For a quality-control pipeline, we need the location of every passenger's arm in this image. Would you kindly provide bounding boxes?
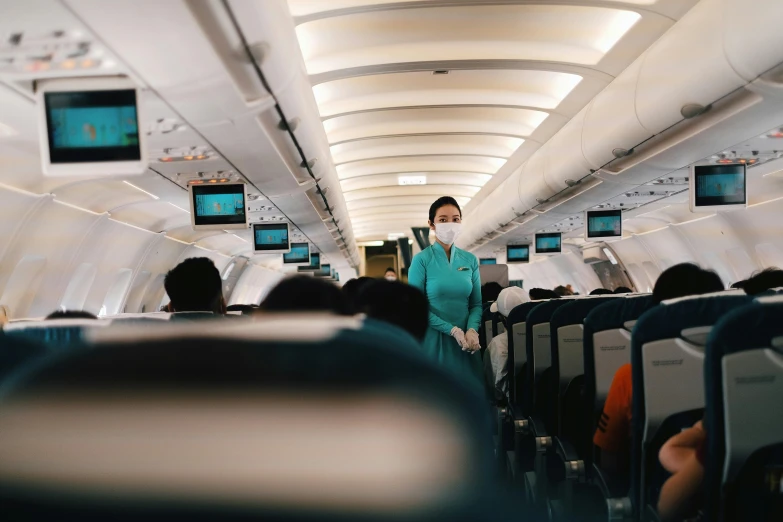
[657,453,704,522]
[466,256,483,332]
[659,421,705,474]
[408,253,455,335]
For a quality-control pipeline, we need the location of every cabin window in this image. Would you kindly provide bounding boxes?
[101,268,133,317]
[60,263,97,311]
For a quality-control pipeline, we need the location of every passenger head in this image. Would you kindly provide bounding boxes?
[590,288,614,296]
[481,282,504,303]
[614,286,633,294]
[652,263,724,304]
[742,267,783,295]
[384,267,397,281]
[490,287,529,319]
[355,281,429,341]
[554,285,574,297]
[45,310,98,320]
[341,276,376,313]
[529,288,559,300]
[164,257,225,314]
[0,305,8,326]
[260,276,350,315]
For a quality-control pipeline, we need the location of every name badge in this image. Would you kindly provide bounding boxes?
[458,267,470,271]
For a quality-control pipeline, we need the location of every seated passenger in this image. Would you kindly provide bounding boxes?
[614,286,633,294]
[484,287,529,402]
[341,276,375,313]
[260,276,350,315]
[658,419,706,521]
[481,282,503,304]
[383,267,398,282]
[554,285,574,296]
[529,288,560,300]
[590,288,614,295]
[354,280,428,341]
[741,267,783,295]
[46,310,98,320]
[594,263,723,473]
[164,257,226,315]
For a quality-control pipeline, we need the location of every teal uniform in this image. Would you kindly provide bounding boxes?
[408,242,483,384]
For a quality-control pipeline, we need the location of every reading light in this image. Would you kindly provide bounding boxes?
[184,155,194,160]
[208,179,217,183]
[398,175,427,186]
[160,157,172,162]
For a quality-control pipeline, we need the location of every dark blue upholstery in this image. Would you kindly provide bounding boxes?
[525,299,570,415]
[630,294,752,514]
[0,318,515,520]
[506,301,541,408]
[549,297,616,438]
[582,295,655,480]
[0,335,48,382]
[704,300,783,522]
[3,325,88,346]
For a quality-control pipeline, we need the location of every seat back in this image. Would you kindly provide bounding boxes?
[582,294,654,478]
[525,299,569,416]
[631,293,752,516]
[549,296,616,438]
[506,301,541,408]
[3,319,112,347]
[0,315,504,520]
[704,297,783,522]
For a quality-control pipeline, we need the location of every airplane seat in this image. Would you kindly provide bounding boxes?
[0,315,512,521]
[0,335,49,382]
[583,295,655,487]
[2,319,112,348]
[520,298,571,505]
[630,294,752,520]
[480,304,496,349]
[704,297,783,522]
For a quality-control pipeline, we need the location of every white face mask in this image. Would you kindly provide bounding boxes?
[434,222,462,245]
[385,275,396,281]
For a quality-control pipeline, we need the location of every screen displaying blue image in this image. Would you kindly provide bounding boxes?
[506,245,530,263]
[480,258,497,265]
[45,89,141,163]
[309,253,321,269]
[253,223,289,252]
[192,184,247,226]
[587,210,622,238]
[694,165,746,206]
[535,233,561,254]
[319,264,331,277]
[283,242,310,264]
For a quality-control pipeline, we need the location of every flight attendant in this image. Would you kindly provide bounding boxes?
[408,196,483,384]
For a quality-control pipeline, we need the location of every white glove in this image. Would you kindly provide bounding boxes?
[451,327,469,350]
[465,329,481,352]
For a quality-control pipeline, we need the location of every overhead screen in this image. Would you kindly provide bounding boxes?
[585,209,622,239]
[37,77,147,176]
[535,233,562,254]
[320,263,331,277]
[690,164,747,211]
[506,245,530,263]
[189,183,248,230]
[480,258,497,265]
[283,242,310,264]
[253,223,290,253]
[296,253,322,273]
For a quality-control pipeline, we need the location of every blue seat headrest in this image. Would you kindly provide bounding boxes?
[551,297,617,330]
[584,294,654,333]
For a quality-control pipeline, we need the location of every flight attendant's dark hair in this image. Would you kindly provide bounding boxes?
[428,196,462,223]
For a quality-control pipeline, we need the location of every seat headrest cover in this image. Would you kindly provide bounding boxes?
[526,299,570,325]
[551,296,616,329]
[3,319,112,332]
[506,301,540,325]
[634,295,751,348]
[584,294,655,333]
[661,289,744,306]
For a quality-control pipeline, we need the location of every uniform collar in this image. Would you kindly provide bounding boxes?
[433,241,459,264]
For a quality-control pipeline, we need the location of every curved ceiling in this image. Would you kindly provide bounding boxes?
[287,0,681,240]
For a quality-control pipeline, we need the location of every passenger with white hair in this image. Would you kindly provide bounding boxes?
[484,287,529,401]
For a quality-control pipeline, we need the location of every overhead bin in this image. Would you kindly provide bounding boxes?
[464,0,783,251]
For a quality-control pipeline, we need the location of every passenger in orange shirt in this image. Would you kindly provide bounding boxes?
[593,263,723,472]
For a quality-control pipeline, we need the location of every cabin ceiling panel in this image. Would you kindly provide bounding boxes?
[331,135,523,165]
[337,156,506,179]
[313,69,583,117]
[295,5,641,75]
[346,195,471,212]
[324,107,547,144]
[342,184,479,203]
[109,201,190,233]
[340,172,492,193]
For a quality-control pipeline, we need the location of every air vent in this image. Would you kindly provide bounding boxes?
[432,70,449,75]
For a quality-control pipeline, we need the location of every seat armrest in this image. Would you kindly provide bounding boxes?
[592,463,630,499]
